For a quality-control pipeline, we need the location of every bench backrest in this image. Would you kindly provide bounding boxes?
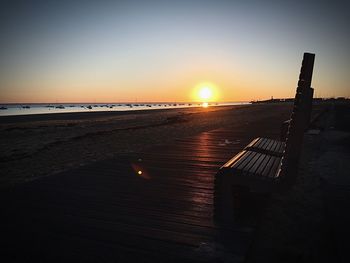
[279,53,315,180]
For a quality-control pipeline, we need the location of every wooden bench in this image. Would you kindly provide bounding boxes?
[245,54,315,156]
[214,53,315,220]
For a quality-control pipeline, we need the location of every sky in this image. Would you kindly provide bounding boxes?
[0,0,349,103]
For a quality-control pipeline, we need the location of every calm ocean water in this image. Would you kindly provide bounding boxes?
[0,102,249,116]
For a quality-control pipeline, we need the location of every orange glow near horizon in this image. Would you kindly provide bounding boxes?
[192,82,219,102]
[0,2,349,104]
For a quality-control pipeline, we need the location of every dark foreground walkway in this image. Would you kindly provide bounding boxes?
[1,118,284,262]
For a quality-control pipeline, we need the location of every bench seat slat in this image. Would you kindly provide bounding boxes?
[253,137,264,148]
[245,137,260,149]
[248,153,268,175]
[268,157,282,179]
[264,139,274,151]
[244,137,285,156]
[235,151,258,170]
[242,152,263,173]
[270,140,278,152]
[260,138,270,150]
[221,150,246,168]
[255,154,271,175]
[262,155,278,178]
[219,150,281,181]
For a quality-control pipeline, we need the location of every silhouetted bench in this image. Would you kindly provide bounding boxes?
[214,53,315,220]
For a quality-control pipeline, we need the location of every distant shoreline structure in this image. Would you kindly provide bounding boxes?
[250,97,350,104]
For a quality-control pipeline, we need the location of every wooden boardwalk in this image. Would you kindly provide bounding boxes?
[2,118,284,262]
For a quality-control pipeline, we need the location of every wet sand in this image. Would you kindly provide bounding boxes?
[0,104,294,187]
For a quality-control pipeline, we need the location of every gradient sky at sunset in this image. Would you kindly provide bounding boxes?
[0,0,349,103]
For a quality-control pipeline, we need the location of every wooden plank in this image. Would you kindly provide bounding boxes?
[235,151,258,170]
[245,137,260,148]
[253,137,265,148]
[248,153,268,175]
[263,139,274,151]
[223,150,247,168]
[267,157,282,178]
[242,152,263,174]
[261,156,277,177]
[254,154,271,176]
[256,138,268,150]
[269,140,278,152]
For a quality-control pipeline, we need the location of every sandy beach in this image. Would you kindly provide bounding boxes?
[0,104,296,187]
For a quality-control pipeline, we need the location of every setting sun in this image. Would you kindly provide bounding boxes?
[193,82,218,102]
[199,87,212,100]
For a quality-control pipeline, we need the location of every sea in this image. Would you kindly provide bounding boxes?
[0,102,249,116]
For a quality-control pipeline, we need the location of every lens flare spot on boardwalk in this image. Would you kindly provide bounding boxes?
[131,163,151,180]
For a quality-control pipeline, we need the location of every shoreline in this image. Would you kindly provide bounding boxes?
[0,102,250,119]
[0,104,250,124]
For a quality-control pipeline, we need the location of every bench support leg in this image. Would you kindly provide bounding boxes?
[214,172,234,222]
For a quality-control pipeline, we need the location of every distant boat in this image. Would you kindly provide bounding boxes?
[0,106,7,110]
[22,105,30,109]
[55,105,65,109]
[87,105,92,109]
[45,105,55,108]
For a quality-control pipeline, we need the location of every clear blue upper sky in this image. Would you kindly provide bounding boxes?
[0,0,349,103]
